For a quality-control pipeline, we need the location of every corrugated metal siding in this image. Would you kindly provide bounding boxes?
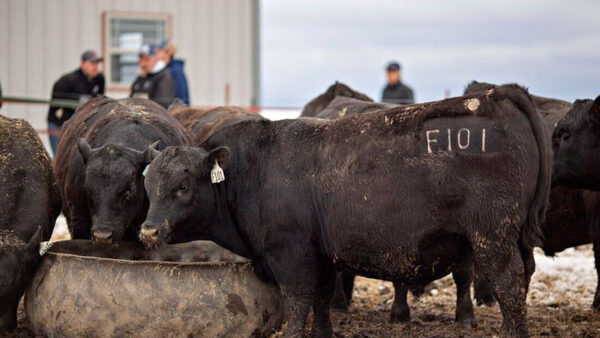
[0,0,259,150]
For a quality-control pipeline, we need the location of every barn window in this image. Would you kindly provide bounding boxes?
[102,12,172,90]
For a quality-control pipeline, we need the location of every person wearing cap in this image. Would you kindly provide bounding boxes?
[47,50,105,156]
[156,39,190,105]
[130,44,175,109]
[381,61,414,105]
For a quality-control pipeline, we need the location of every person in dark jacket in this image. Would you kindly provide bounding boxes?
[157,39,190,105]
[47,50,105,155]
[130,44,175,109]
[381,61,414,105]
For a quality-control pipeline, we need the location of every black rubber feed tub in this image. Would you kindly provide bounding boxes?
[24,241,283,337]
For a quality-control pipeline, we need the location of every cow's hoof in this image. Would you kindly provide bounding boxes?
[457,317,477,329]
[389,310,410,323]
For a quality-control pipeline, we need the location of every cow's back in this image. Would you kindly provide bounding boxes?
[168,106,208,131]
[316,96,393,119]
[300,82,373,117]
[188,106,264,145]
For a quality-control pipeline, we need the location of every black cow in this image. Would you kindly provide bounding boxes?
[0,115,60,332]
[465,82,600,309]
[552,95,600,309]
[300,82,373,118]
[55,97,190,243]
[314,94,476,325]
[140,85,551,337]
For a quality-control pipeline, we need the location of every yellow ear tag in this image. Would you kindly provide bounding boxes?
[211,160,225,184]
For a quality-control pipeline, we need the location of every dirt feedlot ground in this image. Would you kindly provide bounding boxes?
[8,244,600,337]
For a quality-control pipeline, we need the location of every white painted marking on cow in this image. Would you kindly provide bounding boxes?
[447,128,451,151]
[426,129,440,153]
[482,128,486,152]
[466,98,480,111]
[458,128,470,149]
[211,161,225,184]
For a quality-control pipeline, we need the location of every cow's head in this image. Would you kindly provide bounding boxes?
[139,146,230,249]
[0,228,42,332]
[553,95,600,189]
[77,139,160,243]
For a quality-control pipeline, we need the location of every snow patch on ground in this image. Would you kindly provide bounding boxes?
[49,215,70,242]
[529,246,596,307]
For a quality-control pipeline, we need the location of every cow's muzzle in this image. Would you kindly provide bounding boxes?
[93,230,113,244]
[139,223,162,249]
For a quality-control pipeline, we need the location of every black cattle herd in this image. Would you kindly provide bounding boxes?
[0,81,599,337]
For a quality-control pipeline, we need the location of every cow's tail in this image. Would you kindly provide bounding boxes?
[499,85,551,251]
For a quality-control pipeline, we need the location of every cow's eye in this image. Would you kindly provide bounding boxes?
[122,186,135,201]
[179,184,189,192]
[561,131,571,141]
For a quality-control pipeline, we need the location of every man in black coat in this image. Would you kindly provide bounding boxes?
[130,44,175,109]
[381,61,415,105]
[47,50,105,156]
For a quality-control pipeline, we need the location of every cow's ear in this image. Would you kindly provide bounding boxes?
[205,147,230,184]
[77,138,93,164]
[143,141,161,164]
[205,147,231,170]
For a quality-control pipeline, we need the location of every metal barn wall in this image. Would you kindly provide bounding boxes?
[0,0,259,150]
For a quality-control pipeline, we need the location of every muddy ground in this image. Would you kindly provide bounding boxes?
[327,246,600,337]
[8,237,600,337]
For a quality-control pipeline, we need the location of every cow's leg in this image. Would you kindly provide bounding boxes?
[473,269,496,306]
[389,283,410,323]
[283,293,312,338]
[311,264,336,338]
[592,235,600,311]
[267,248,326,338]
[472,240,529,338]
[330,272,349,311]
[341,272,355,304]
[453,256,476,328]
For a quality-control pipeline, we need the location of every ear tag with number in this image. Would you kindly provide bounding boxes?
[39,241,53,256]
[142,164,150,177]
[211,160,225,184]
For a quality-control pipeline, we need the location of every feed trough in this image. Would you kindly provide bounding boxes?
[24,240,283,337]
